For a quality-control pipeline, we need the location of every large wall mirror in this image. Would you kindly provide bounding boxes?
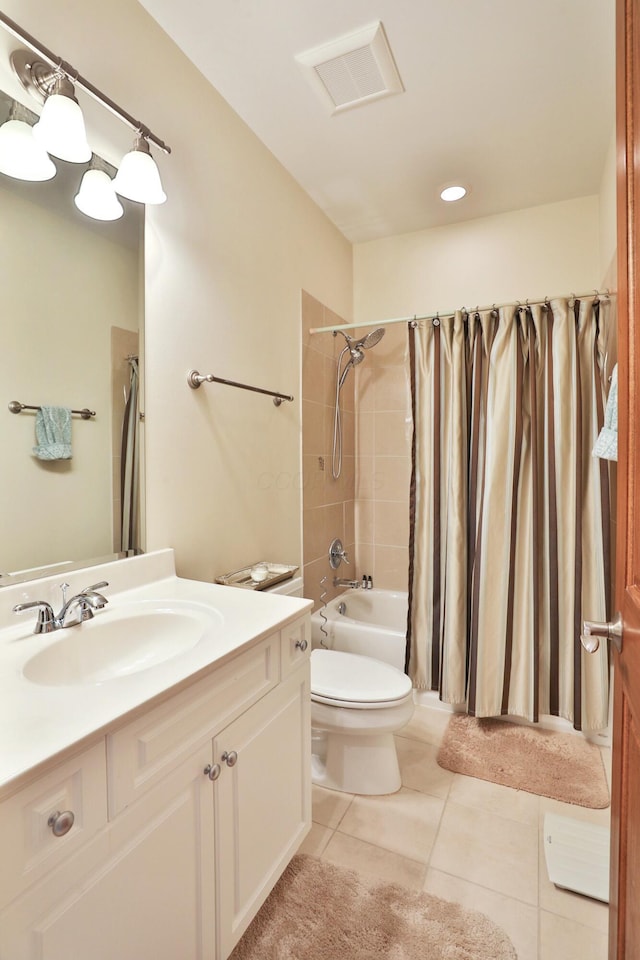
[0,89,144,585]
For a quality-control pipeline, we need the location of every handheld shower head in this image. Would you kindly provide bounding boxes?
[356,327,386,350]
[336,327,385,352]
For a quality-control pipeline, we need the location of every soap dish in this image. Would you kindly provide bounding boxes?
[215,562,298,591]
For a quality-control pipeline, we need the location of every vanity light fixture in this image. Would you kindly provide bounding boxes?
[0,12,170,203]
[113,135,166,205]
[75,159,124,221]
[440,184,467,202]
[31,72,91,163]
[0,100,56,181]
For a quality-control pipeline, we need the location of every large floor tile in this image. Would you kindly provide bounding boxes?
[321,831,427,889]
[398,703,453,746]
[448,772,540,825]
[430,801,538,905]
[311,783,353,828]
[423,868,538,960]
[297,823,333,857]
[395,735,455,798]
[539,910,608,960]
[338,786,445,863]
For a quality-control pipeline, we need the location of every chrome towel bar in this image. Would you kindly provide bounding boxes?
[8,401,96,419]
[187,369,294,406]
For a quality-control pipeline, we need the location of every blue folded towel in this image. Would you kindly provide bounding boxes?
[593,365,618,462]
[33,406,73,460]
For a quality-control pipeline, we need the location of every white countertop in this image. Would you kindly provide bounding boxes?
[0,550,311,797]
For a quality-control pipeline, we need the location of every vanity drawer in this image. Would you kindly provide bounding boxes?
[280,615,311,677]
[107,634,279,816]
[0,742,107,911]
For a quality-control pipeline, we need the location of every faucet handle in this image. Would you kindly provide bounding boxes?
[13,601,56,634]
[82,582,109,609]
[329,538,349,568]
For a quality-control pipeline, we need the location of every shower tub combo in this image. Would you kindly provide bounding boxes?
[310,588,408,670]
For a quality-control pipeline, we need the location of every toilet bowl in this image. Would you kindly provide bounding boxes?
[265,577,414,796]
[310,648,414,795]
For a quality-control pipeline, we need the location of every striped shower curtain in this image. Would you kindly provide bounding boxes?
[406,297,611,731]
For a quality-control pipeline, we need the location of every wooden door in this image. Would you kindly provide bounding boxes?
[611,1,640,956]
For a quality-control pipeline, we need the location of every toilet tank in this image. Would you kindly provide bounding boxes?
[264,576,304,598]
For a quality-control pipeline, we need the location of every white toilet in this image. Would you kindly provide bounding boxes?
[268,577,414,795]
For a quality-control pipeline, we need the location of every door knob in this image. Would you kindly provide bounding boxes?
[204,763,221,781]
[581,613,623,654]
[221,750,238,767]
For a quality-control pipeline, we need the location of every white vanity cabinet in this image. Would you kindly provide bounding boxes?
[0,615,311,960]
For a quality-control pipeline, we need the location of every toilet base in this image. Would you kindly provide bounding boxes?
[312,730,402,795]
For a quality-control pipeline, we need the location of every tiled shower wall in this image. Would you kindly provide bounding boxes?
[301,292,412,606]
[354,322,412,591]
[301,292,356,610]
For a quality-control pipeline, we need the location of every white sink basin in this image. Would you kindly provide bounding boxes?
[22,600,223,686]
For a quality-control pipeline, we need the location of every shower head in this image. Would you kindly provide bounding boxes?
[334,327,386,389]
[355,327,385,350]
[336,327,386,354]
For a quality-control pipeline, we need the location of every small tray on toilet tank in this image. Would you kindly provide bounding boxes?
[215,562,298,591]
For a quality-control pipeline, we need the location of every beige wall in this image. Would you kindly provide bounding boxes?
[0,185,138,574]
[352,195,603,593]
[599,126,618,283]
[1,0,352,584]
[354,195,600,324]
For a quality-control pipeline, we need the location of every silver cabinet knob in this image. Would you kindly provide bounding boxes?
[295,638,308,652]
[48,810,75,837]
[221,750,238,767]
[204,763,221,781]
[581,613,623,654]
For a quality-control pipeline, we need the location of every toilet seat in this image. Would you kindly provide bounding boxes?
[311,649,412,709]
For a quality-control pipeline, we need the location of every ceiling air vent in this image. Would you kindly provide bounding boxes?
[295,22,404,115]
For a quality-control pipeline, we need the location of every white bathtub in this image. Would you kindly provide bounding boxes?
[310,589,408,672]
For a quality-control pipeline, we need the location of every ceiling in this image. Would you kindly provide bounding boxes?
[139,0,615,244]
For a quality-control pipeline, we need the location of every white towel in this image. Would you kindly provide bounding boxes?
[593,365,618,462]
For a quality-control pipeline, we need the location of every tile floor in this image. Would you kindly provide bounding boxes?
[298,704,611,960]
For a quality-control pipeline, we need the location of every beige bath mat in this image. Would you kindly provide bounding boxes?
[437,714,610,808]
[231,854,516,960]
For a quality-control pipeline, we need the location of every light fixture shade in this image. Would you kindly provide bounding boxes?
[113,137,166,204]
[0,117,56,180]
[32,84,91,163]
[74,168,124,221]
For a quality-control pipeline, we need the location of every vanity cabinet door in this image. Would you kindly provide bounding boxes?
[0,743,216,960]
[214,665,311,959]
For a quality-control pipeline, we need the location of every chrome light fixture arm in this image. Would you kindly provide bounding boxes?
[0,13,171,155]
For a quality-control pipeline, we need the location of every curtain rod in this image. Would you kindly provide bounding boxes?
[0,11,171,154]
[308,289,612,336]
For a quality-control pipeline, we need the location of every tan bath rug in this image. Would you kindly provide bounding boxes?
[231,853,516,960]
[437,714,610,808]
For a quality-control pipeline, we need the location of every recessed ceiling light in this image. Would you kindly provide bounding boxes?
[440,185,467,202]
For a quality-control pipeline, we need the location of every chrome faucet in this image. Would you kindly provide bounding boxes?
[13,581,109,634]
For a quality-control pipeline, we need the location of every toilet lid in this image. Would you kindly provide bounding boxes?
[311,649,412,705]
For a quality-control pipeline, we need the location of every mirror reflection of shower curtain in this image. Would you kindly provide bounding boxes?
[406,298,611,731]
[120,356,139,552]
